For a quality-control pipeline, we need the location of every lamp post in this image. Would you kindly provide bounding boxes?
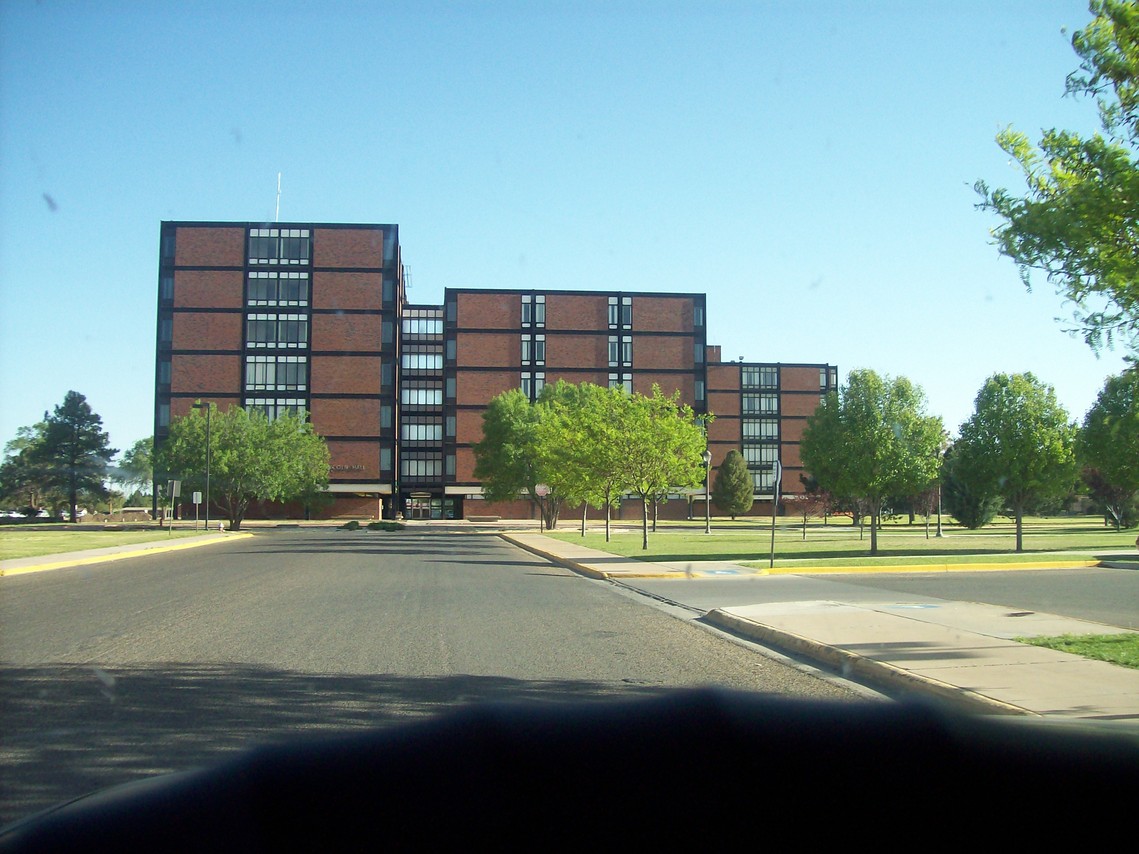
[703,449,712,534]
[192,402,212,532]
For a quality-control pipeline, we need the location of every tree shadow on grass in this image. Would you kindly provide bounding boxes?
[0,663,669,825]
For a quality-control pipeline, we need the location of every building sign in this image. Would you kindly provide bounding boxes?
[331,464,365,472]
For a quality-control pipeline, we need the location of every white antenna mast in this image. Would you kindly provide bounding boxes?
[275,173,281,222]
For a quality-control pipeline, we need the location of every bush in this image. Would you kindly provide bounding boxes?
[340,520,361,530]
[367,521,405,532]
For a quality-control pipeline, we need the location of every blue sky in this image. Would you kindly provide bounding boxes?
[0,0,1128,456]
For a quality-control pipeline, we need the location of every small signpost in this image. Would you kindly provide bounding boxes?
[769,460,782,569]
[166,480,181,535]
[534,484,550,532]
[192,491,202,530]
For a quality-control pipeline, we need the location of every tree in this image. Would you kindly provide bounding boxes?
[711,449,753,520]
[28,391,117,523]
[940,444,1002,529]
[618,385,708,550]
[975,0,1139,355]
[1079,369,1139,527]
[116,437,155,496]
[157,405,329,531]
[534,382,632,540]
[800,370,944,556]
[795,474,831,539]
[473,388,563,530]
[954,373,1078,551]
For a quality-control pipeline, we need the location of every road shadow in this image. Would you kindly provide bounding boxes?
[0,662,675,825]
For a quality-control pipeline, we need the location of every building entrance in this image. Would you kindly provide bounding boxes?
[404,495,459,520]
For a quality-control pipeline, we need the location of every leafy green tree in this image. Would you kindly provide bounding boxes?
[941,444,1002,529]
[473,388,563,530]
[157,404,329,530]
[619,385,707,550]
[535,382,632,539]
[711,449,753,520]
[976,0,1139,355]
[954,373,1078,551]
[29,391,117,523]
[1079,369,1139,527]
[116,437,154,496]
[800,370,944,556]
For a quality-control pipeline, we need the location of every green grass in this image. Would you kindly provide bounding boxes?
[0,527,207,561]
[1017,634,1139,670]
[544,517,1137,567]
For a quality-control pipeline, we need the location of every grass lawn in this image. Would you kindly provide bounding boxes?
[0,527,208,561]
[544,516,1138,567]
[1017,634,1139,670]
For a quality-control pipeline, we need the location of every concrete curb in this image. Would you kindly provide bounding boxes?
[702,609,1035,717]
[500,533,611,579]
[0,532,255,577]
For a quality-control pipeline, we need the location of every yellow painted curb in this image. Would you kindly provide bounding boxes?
[761,560,1101,575]
[0,532,255,577]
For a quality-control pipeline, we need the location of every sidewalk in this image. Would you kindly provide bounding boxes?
[503,532,1139,720]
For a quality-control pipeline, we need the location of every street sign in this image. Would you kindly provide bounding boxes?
[192,491,202,505]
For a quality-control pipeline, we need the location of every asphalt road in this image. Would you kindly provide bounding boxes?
[630,566,1139,630]
[0,528,863,824]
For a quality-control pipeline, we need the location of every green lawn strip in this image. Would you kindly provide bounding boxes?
[0,528,206,561]
[546,523,1134,564]
[1016,634,1139,670]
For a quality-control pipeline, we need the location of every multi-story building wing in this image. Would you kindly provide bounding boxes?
[155,221,405,519]
[156,220,836,521]
[443,289,708,519]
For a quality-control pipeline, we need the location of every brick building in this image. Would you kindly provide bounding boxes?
[155,221,836,520]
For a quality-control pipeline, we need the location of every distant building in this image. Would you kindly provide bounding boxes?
[155,221,837,520]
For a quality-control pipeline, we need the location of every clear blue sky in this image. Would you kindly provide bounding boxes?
[0,0,1127,457]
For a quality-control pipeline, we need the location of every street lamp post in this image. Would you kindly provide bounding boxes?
[703,449,712,534]
[192,402,212,532]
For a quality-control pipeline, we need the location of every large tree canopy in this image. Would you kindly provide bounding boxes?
[29,391,117,522]
[976,0,1139,355]
[800,370,944,556]
[953,373,1078,551]
[157,405,329,530]
[473,381,708,545]
[1079,368,1139,527]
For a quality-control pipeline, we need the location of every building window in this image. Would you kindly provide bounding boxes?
[828,367,838,388]
[534,372,545,396]
[382,278,394,304]
[161,229,176,261]
[244,397,306,421]
[382,320,394,346]
[521,294,545,327]
[247,272,309,306]
[521,372,533,399]
[157,359,171,387]
[522,334,546,365]
[246,314,308,348]
[247,228,310,265]
[694,305,704,327]
[743,418,779,440]
[158,316,172,345]
[445,416,456,438]
[608,336,631,367]
[402,420,443,442]
[159,275,174,303]
[695,379,705,401]
[380,447,392,471]
[608,296,632,328]
[445,300,457,323]
[743,445,779,467]
[381,362,394,388]
[245,355,307,391]
[401,386,443,406]
[446,377,456,399]
[695,341,705,365]
[157,403,170,428]
[445,454,456,476]
[742,393,778,414]
[609,373,632,393]
[381,404,393,429]
[743,366,779,389]
[401,452,442,479]
[402,316,443,335]
[401,352,443,371]
[445,339,456,360]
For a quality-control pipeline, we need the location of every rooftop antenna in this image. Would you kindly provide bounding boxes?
[275,173,281,222]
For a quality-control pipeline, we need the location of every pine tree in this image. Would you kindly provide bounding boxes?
[32,391,117,522]
[711,449,753,520]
